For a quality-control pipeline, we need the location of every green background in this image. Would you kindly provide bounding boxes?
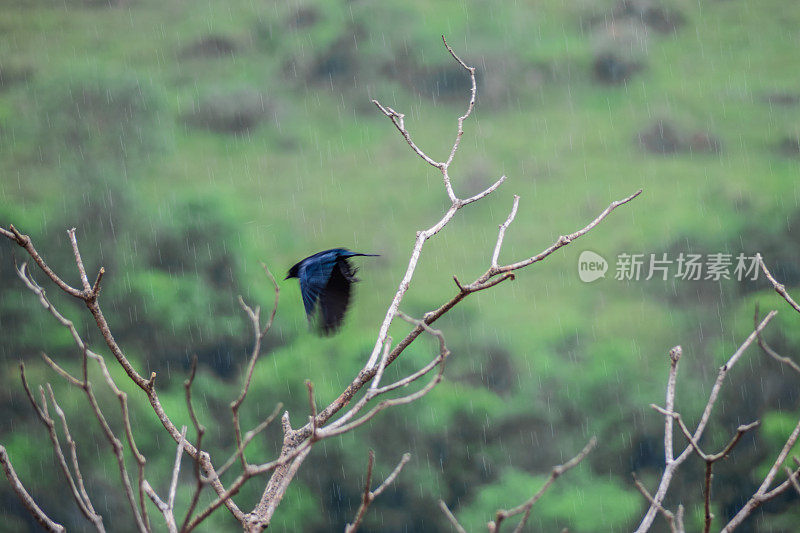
[1,0,799,531]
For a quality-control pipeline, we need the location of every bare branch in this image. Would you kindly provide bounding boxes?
[635,311,778,533]
[632,474,684,533]
[319,315,449,439]
[723,415,800,531]
[67,228,92,293]
[784,465,800,496]
[169,427,188,512]
[755,303,800,374]
[371,100,443,170]
[491,195,520,269]
[19,258,148,529]
[461,175,507,206]
[259,264,280,336]
[15,247,241,527]
[307,380,318,441]
[489,189,643,278]
[216,403,283,478]
[487,437,596,533]
[232,268,279,467]
[0,445,66,533]
[345,451,411,533]
[441,35,477,171]
[2,224,83,298]
[20,365,104,529]
[45,384,105,532]
[181,356,206,532]
[439,500,468,533]
[757,254,800,314]
[654,406,759,533]
[143,480,177,533]
[365,37,510,369]
[91,266,105,297]
[664,346,682,464]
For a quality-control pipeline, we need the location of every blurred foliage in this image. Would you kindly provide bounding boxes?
[456,466,641,532]
[1,0,799,531]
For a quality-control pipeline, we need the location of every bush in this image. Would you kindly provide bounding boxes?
[183,87,270,134]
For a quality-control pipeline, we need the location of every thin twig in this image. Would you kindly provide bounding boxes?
[232,267,279,468]
[45,384,105,532]
[307,380,318,441]
[723,415,800,531]
[631,474,683,533]
[181,356,206,532]
[345,451,411,533]
[216,403,283,478]
[3,224,83,298]
[143,480,177,533]
[17,261,146,531]
[0,445,66,533]
[169,427,188,511]
[485,437,597,533]
[784,466,800,496]
[365,36,504,369]
[635,311,777,533]
[757,254,800,314]
[653,407,759,533]
[20,365,104,529]
[755,303,800,374]
[491,195,520,269]
[482,189,643,281]
[439,500,469,533]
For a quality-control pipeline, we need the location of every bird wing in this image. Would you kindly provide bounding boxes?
[298,257,338,317]
[317,259,357,335]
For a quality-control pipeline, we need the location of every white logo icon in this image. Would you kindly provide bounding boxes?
[578,251,608,283]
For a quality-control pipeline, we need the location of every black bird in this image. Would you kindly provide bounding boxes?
[285,248,379,335]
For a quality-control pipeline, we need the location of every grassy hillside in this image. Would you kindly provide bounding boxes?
[1,0,799,531]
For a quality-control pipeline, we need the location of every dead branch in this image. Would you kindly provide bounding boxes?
[490,437,597,533]
[19,364,106,531]
[143,481,176,533]
[757,254,800,314]
[144,426,187,533]
[654,406,759,533]
[181,355,206,532]
[4,229,245,523]
[17,260,148,531]
[722,416,800,531]
[1,36,642,533]
[785,464,800,496]
[439,500,469,533]
[231,266,279,470]
[631,474,685,533]
[754,294,800,375]
[634,311,777,532]
[0,445,66,533]
[345,450,411,533]
[438,438,596,533]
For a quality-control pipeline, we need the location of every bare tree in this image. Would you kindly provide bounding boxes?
[1,37,642,531]
[3,34,799,533]
[630,255,800,533]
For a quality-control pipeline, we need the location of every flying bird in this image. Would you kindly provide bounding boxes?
[285,248,379,335]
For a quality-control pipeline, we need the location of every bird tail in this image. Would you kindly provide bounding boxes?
[348,253,379,257]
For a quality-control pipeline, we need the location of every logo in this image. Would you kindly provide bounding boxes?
[578,250,608,283]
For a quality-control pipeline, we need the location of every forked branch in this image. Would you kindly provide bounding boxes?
[345,451,411,533]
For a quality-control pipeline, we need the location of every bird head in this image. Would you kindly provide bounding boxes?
[285,263,300,280]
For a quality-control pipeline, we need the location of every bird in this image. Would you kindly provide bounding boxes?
[285,248,379,335]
